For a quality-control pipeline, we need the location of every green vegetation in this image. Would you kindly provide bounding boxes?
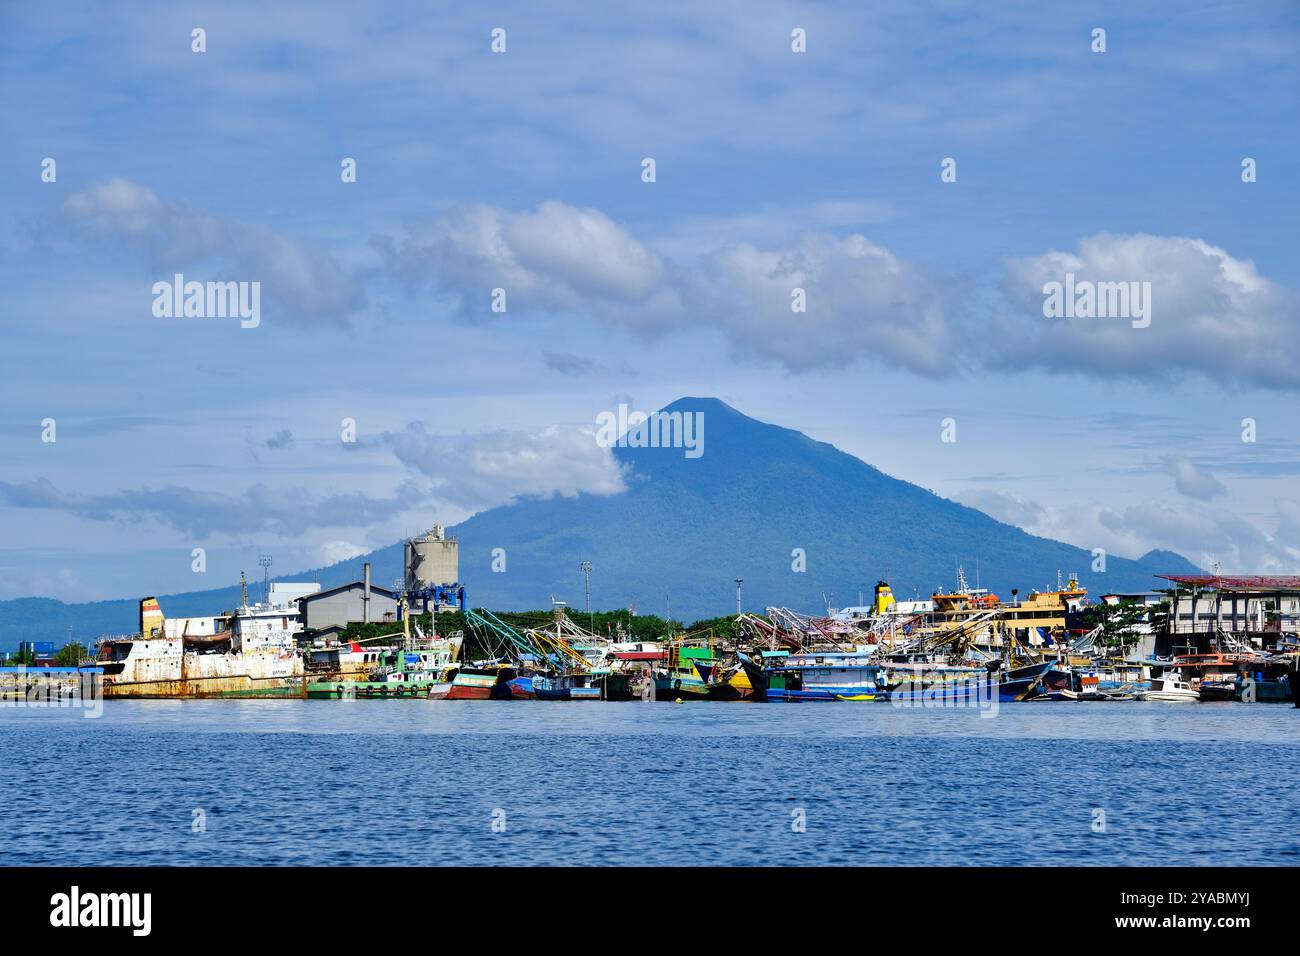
[1076,599,1167,650]
[54,642,89,666]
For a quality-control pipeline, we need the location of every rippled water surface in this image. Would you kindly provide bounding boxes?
[2,700,1297,865]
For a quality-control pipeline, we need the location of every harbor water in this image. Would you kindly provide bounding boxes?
[2,701,1297,866]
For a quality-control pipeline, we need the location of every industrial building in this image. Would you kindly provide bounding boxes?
[403,525,465,613]
[297,565,399,633]
[405,525,458,589]
[294,527,465,634]
[268,582,321,604]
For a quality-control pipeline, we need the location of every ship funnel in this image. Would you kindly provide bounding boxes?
[140,597,165,639]
[873,580,896,615]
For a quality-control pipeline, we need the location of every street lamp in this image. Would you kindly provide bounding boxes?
[580,561,593,633]
[735,578,743,615]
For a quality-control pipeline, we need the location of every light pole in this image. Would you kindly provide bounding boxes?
[258,554,273,604]
[735,578,743,615]
[580,561,593,633]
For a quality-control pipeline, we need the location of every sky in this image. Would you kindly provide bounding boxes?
[1,1,1298,603]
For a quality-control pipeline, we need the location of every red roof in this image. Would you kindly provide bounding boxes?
[1157,574,1300,592]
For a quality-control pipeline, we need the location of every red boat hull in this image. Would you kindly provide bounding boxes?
[445,684,493,700]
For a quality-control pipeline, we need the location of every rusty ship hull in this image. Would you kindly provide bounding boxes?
[98,644,303,698]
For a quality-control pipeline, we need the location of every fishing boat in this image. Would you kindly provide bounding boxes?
[304,640,379,683]
[1137,674,1199,702]
[307,607,463,699]
[308,640,462,699]
[883,663,997,705]
[442,664,517,700]
[654,643,717,700]
[533,671,603,701]
[1172,652,1263,702]
[1077,659,1156,696]
[505,666,539,699]
[996,659,1072,701]
[605,649,658,701]
[704,653,762,701]
[1238,666,1294,702]
[761,650,883,702]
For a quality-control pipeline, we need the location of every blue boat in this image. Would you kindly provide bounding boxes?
[884,667,998,705]
[533,672,603,701]
[884,660,1066,704]
[761,651,882,701]
[998,660,1070,701]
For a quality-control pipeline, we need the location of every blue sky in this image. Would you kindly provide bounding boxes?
[1,1,1298,601]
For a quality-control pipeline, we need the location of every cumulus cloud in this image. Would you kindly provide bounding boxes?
[315,540,368,565]
[1097,500,1300,572]
[1000,233,1298,389]
[959,485,1300,572]
[692,234,954,375]
[954,488,1050,530]
[388,201,679,328]
[385,201,955,373]
[0,477,424,539]
[383,422,627,511]
[1161,455,1226,500]
[51,178,363,324]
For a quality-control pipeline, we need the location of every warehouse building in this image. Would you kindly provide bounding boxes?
[297,565,399,632]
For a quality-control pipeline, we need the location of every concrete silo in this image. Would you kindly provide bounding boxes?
[404,524,459,591]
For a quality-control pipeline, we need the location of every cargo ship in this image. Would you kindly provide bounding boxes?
[95,586,304,698]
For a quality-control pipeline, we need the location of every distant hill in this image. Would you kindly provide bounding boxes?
[0,397,1196,645]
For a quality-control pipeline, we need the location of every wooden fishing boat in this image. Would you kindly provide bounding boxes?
[534,672,603,701]
[704,655,761,701]
[654,643,716,700]
[762,651,883,702]
[446,665,518,700]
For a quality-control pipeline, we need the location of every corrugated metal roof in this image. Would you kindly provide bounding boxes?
[1157,574,1300,592]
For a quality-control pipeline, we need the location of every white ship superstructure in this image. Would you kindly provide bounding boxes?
[96,590,305,698]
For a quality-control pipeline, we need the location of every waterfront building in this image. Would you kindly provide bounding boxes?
[1156,574,1300,653]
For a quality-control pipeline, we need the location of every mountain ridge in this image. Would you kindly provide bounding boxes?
[0,397,1197,645]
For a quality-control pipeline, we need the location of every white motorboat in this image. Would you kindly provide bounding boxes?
[1137,674,1200,702]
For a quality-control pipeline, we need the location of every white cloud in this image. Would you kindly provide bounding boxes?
[0,476,425,539]
[955,488,1050,531]
[1161,456,1226,500]
[958,485,1300,572]
[391,202,678,327]
[693,233,954,375]
[384,423,628,511]
[315,540,367,565]
[388,201,954,373]
[1000,234,1298,389]
[53,178,363,324]
[1097,501,1300,573]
